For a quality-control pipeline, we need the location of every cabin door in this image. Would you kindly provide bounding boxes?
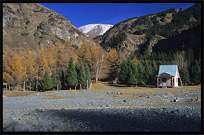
[162,78,167,87]
[166,78,171,87]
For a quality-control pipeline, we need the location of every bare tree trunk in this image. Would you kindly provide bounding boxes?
[95,58,99,83]
[95,53,104,84]
[23,81,25,91]
[29,83,31,91]
[98,53,104,80]
[87,80,88,90]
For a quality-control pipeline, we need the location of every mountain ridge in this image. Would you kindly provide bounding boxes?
[95,3,201,56]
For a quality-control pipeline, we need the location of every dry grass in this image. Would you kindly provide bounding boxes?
[106,85,201,98]
[41,95,64,99]
[91,81,106,91]
[3,91,36,97]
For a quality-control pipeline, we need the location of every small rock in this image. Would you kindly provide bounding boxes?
[173,99,179,102]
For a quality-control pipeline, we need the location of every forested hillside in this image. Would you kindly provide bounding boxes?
[96,3,201,57]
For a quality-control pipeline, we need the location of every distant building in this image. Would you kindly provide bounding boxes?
[156,65,182,88]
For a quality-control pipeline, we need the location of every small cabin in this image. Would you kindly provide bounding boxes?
[156,65,182,88]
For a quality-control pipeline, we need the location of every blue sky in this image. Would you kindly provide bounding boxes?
[40,3,195,28]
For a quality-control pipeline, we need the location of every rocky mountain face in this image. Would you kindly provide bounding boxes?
[3,3,88,53]
[78,24,113,38]
[95,3,201,56]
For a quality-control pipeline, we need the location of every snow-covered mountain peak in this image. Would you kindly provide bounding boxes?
[78,24,113,38]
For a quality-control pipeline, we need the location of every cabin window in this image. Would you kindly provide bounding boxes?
[162,78,166,82]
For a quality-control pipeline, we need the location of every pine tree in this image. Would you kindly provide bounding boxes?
[59,69,65,89]
[137,61,145,86]
[180,68,190,85]
[128,63,138,85]
[51,71,62,90]
[84,63,91,87]
[190,60,201,84]
[119,60,128,83]
[77,61,86,89]
[40,71,53,91]
[127,65,133,85]
[65,58,78,89]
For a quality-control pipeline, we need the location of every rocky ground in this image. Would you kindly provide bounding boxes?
[3,86,201,132]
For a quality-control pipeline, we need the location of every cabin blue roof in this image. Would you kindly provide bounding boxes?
[158,65,177,76]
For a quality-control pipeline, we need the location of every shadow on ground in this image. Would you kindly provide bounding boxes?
[3,108,201,132]
[47,108,201,132]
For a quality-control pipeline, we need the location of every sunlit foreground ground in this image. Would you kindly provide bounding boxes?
[3,82,201,132]
[3,81,201,99]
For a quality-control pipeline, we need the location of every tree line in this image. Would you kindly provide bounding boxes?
[3,38,201,91]
[120,48,201,86]
[40,58,91,91]
[3,39,126,91]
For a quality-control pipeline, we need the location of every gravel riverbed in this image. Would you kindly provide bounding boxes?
[3,87,201,132]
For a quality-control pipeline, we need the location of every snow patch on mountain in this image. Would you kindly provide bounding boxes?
[78,24,113,38]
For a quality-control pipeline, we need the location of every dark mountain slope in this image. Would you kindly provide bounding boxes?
[95,3,201,56]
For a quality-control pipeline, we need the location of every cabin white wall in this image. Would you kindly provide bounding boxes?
[174,68,179,87]
[174,77,178,87]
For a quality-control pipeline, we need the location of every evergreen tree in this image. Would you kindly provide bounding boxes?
[187,48,194,64]
[84,63,91,87]
[128,63,138,86]
[51,71,57,89]
[77,61,86,89]
[119,60,128,83]
[51,71,62,90]
[190,60,201,84]
[65,58,78,89]
[59,69,65,89]
[126,65,133,85]
[151,60,158,85]
[180,67,190,85]
[40,71,53,91]
[137,61,145,86]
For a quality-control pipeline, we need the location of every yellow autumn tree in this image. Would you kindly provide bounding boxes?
[3,49,14,84]
[36,47,50,80]
[45,46,56,71]
[22,49,38,82]
[106,49,120,80]
[78,40,92,65]
[5,52,26,90]
[68,44,78,64]
[90,43,107,83]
